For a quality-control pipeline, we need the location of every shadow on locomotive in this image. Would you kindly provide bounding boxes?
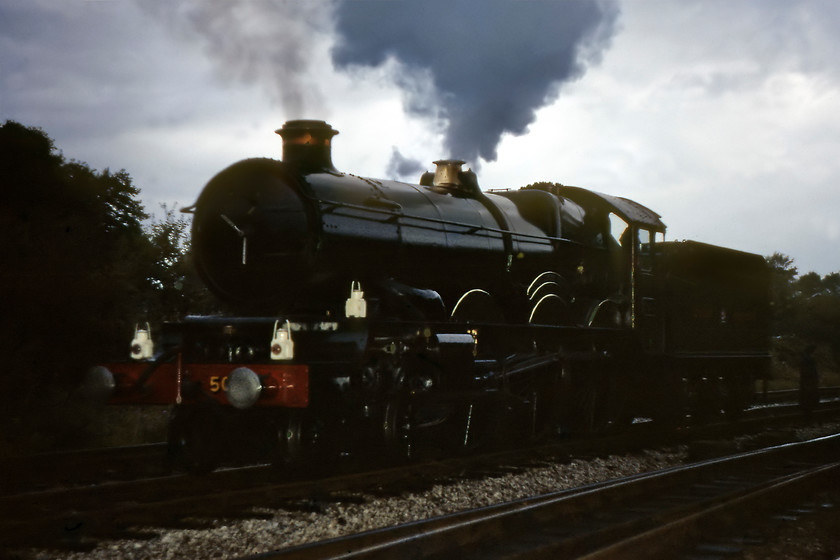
[84,120,771,471]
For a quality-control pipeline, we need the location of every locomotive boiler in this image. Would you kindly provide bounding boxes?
[86,120,771,470]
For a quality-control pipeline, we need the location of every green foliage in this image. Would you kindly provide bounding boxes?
[765,252,797,333]
[765,252,840,379]
[140,204,213,322]
[1,122,147,370]
[0,121,208,452]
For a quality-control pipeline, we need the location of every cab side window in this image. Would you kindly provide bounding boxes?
[638,228,653,272]
[609,213,630,249]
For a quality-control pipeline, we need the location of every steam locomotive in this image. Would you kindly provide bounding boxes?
[85,120,771,470]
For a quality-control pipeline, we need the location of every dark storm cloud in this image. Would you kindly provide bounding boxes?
[0,1,147,134]
[386,147,426,180]
[0,1,219,143]
[332,0,620,164]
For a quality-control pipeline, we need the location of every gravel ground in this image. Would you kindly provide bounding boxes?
[731,423,840,560]
[13,449,686,560]
[10,423,840,560]
[738,501,840,560]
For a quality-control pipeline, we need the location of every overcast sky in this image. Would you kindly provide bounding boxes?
[2,0,839,275]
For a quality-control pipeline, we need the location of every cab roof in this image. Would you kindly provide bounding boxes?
[561,185,666,232]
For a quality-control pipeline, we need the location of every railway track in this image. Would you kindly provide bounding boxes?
[754,385,840,406]
[0,440,572,551]
[3,402,838,557]
[248,434,840,560]
[0,443,169,495]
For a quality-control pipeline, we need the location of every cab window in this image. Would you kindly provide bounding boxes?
[638,228,653,272]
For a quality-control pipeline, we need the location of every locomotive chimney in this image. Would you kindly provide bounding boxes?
[276,120,339,173]
[432,159,466,187]
[423,159,479,195]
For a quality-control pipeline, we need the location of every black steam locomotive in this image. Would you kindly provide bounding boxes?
[87,120,770,469]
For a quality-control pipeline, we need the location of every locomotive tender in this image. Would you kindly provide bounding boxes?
[86,120,770,469]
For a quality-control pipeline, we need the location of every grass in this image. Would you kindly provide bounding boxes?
[767,338,840,391]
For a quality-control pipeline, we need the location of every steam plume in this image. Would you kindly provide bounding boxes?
[332,0,621,164]
[139,1,330,117]
[143,0,620,168]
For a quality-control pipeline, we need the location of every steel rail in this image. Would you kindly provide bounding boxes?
[3,405,838,553]
[0,443,168,495]
[579,461,840,559]
[242,434,840,559]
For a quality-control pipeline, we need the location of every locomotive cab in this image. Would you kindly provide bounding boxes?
[544,184,667,334]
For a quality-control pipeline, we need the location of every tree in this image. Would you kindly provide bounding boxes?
[823,273,840,296]
[796,271,823,298]
[765,252,798,335]
[141,205,213,323]
[0,121,228,451]
[765,252,840,374]
[791,271,840,369]
[0,121,151,449]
